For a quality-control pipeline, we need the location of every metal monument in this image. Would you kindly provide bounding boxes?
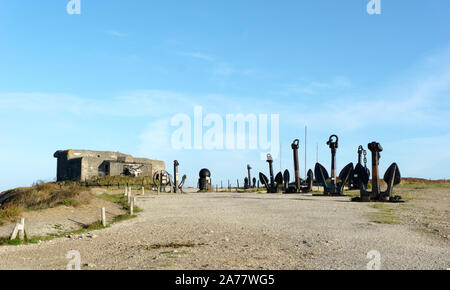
[349,145,370,190]
[259,153,280,193]
[352,142,403,202]
[152,160,186,193]
[198,168,212,191]
[284,139,313,193]
[314,135,353,196]
[258,139,313,194]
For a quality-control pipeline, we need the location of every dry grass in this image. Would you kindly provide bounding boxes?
[0,183,91,224]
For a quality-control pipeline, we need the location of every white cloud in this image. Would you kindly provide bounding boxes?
[179,52,214,61]
[105,30,127,37]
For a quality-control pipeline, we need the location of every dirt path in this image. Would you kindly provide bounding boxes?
[0,191,448,270]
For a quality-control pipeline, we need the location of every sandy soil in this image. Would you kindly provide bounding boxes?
[0,191,124,237]
[0,188,448,270]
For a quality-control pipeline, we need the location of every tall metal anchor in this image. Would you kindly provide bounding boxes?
[349,145,370,190]
[352,142,403,202]
[258,139,313,194]
[314,135,353,196]
[259,153,280,193]
[168,160,186,193]
[284,139,313,193]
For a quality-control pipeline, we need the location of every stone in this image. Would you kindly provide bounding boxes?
[54,149,165,181]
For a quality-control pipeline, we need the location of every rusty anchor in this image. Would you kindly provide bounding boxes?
[258,139,313,194]
[314,135,353,196]
[284,139,313,193]
[352,142,403,202]
[259,153,280,193]
[349,145,370,190]
[167,160,186,193]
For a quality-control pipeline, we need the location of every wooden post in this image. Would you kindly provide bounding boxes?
[10,218,25,240]
[141,186,145,195]
[130,198,134,215]
[101,208,106,227]
[127,189,131,204]
[18,218,25,240]
[124,186,127,196]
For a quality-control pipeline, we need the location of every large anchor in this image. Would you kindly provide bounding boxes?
[314,135,353,196]
[259,153,280,193]
[169,160,186,193]
[153,160,186,193]
[349,145,370,190]
[258,139,313,194]
[284,139,313,193]
[352,142,403,202]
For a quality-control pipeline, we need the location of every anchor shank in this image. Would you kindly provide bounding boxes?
[331,148,337,180]
[173,160,179,193]
[370,147,381,197]
[292,140,301,190]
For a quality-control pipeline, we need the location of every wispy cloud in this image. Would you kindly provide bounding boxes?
[179,52,214,61]
[105,30,127,37]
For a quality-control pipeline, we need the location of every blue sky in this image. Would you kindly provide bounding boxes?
[0,0,449,191]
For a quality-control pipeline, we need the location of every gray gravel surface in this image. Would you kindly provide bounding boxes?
[0,192,448,270]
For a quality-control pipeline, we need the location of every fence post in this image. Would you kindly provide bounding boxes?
[142,186,145,195]
[10,218,25,240]
[101,208,106,227]
[130,197,135,215]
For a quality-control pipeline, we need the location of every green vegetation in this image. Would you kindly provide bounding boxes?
[79,175,156,189]
[397,182,450,190]
[368,203,400,225]
[97,193,142,213]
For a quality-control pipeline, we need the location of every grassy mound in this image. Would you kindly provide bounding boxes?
[0,183,91,225]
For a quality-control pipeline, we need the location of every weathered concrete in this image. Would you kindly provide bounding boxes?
[53,150,165,181]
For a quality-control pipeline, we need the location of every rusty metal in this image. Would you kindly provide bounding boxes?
[244,177,250,189]
[244,164,252,189]
[352,142,403,202]
[349,145,370,190]
[198,168,212,191]
[284,139,313,193]
[314,135,353,196]
[259,139,313,194]
[259,153,279,193]
[168,160,186,193]
[153,170,170,192]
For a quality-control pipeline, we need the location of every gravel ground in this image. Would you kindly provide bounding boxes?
[0,190,448,270]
